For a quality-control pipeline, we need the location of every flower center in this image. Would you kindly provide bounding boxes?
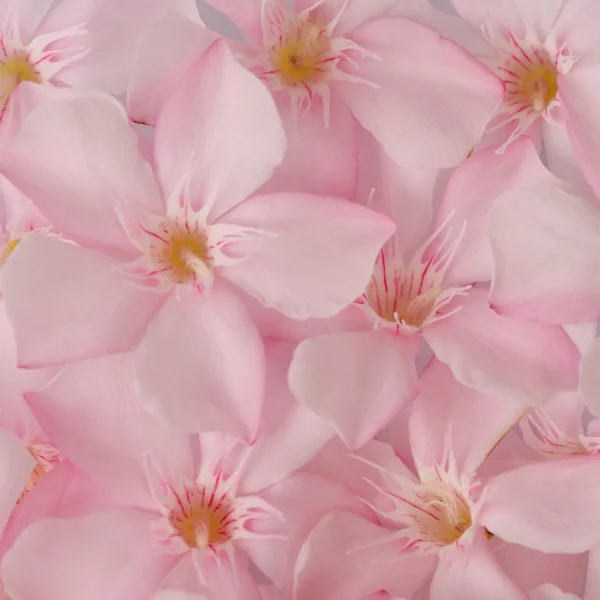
[409,478,473,548]
[520,409,599,459]
[364,258,443,329]
[491,32,575,150]
[269,16,332,88]
[16,444,62,505]
[358,219,470,333]
[146,217,211,285]
[167,482,237,549]
[500,43,558,114]
[0,51,40,92]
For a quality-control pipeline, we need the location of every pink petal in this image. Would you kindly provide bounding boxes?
[481,456,600,553]
[424,289,580,405]
[0,429,34,533]
[0,93,161,256]
[410,358,526,475]
[542,120,595,198]
[0,463,118,557]
[435,137,555,285]
[27,353,193,510]
[257,93,358,199]
[294,509,436,600]
[0,299,54,438]
[1,509,174,600]
[289,330,418,449]
[134,283,264,443]
[242,473,375,594]
[238,341,334,495]
[220,193,395,319]
[449,0,563,37]
[4,0,50,42]
[303,437,415,509]
[430,533,528,600]
[357,127,438,262]
[337,17,504,168]
[580,336,600,417]
[154,40,285,220]
[561,67,600,200]
[492,542,587,597]
[586,544,600,600]
[1,235,164,368]
[41,0,196,94]
[157,550,264,600]
[488,184,600,324]
[127,10,218,126]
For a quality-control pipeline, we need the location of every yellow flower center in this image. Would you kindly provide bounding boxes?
[414,478,473,547]
[148,219,211,285]
[270,17,332,87]
[515,59,558,113]
[0,53,41,96]
[168,485,236,548]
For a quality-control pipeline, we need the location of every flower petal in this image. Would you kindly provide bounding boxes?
[586,544,600,600]
[258,93,358,199]
[1,235,164,368]
[3,0,50,42]
[1,509,174,600]
[560,66,600,200]
[580,336,600,418]
[289,330,418,449]
[424,289,580,405]
[127,10,218,126]
[40,0,196,94]
[238,341,334,495]
[0,93,161,256]
[0,429,34,533]
[134,283,264,443]
[0,463,118,557]
[435,137,555,285]
[430,533,528,600]
[154,40,285,220]
[357,127,439,262]
[481,456,600,553]
[220,193,395,319]
[241,473,375,595]
[488,184,600,324]
[410,358,526,475]
[27,352,193,510]
[294,509,436,600]
[337,17,504,168]
[492,542,587,597]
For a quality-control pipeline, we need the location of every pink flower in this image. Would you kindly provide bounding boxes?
[1,343,368,600]
[130,0,503,200]
[0,0,193,127]
[295,358,600,600]
[289,136,580,449]
[208,0,503,168]
[449,0,600,196]
[0,40,394,442]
